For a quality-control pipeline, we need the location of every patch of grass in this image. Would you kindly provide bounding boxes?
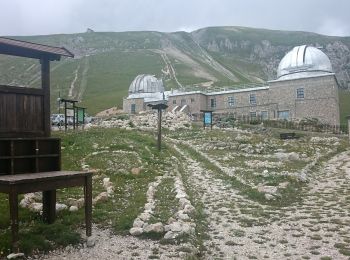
[150,177,178,224]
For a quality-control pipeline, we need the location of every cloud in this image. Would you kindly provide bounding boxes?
[317,19,350,36]
[0,0,350,36]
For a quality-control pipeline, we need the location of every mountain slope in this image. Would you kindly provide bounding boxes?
[0,26,349,118]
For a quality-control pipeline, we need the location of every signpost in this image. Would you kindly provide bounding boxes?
[147,102,168,151]
[201,110,213,129]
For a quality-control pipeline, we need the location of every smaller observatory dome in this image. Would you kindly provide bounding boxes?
[277,45,333,80]
[129,74,164,94]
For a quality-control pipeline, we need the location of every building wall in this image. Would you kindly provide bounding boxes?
[206,89,272,119]
[268,74,340,125]
[167,93,206,114]
[123,74,340,125]
[123,98,146,114]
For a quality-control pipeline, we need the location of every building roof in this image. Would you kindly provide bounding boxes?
[129,74,164,94]
[0,37,74,60]
[277,45,333,80]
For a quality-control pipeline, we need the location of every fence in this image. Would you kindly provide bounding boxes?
[216,114,348,135]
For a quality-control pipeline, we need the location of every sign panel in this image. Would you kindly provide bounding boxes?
[66,108,74,117]
[204,112,212,125]
[77,109,85,123]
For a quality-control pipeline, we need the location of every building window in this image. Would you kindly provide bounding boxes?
[210,98,216,108]
[173,100,176,105]
[191,98,195,103]
[131,104,136,114]
[278,110,290,120]
[228,96,234,107]
[261,111,268,120]
[181,99,186,106]
[297,88,304,99]
[249,94,256,105]
[250,112,257,119]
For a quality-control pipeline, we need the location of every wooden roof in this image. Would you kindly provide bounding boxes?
[0,37,74,61]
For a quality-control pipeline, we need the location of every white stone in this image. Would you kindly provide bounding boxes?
[265,194,276,200]
[129,227,143,236]
[86,236,96,247]
[139,212,151,221]
[133,218,145,228]
[7,253,25,259]
[56,203,68,211]
[164,231,177,239]
[29,203,42,212]
[288,152,300,161]
[183,204,195,214]
[178,213,190,221]
[144,202,154,211]
[143,222,164,233]
[69,206,79,212]
[169,222,182,232]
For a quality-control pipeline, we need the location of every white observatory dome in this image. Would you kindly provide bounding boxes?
[129,74,164,94]
[277,45,333,80]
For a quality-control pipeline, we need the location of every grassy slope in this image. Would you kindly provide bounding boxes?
[0,27,349,115]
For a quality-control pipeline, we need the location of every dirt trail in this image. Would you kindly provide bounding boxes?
[35,142,350,259]
[175,141,350,259]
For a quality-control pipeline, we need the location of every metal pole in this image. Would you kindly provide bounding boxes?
[158,107,162,151]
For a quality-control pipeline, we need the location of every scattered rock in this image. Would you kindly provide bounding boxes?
[7,253,25,259]
[133,218,145,228]
[131,167,141,175]
[129,227,143,236]
[56,203,68,212]
[86,236,96,247]
[69,206,78,212]
[143,223,164,233]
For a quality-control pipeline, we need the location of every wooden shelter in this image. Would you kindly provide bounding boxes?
[0,37,74,137]
[0,37,92,252]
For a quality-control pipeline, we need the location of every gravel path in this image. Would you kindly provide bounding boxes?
[175,142,350,259]
[33,146,350,260]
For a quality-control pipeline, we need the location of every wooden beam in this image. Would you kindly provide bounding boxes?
[41,58,51,137]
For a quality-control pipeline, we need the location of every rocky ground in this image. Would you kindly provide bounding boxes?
[18,126,350,260]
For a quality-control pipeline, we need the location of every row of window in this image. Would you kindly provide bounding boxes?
[245,110,290,120]
[164,88,304,109]
[173,98,195,105]
[210,88,304,108]
[211,94,256,108]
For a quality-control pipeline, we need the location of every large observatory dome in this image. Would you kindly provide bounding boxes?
[129,74,164,94]
[277,45,333,80]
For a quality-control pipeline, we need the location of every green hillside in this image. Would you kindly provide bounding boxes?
[0,26,350,117]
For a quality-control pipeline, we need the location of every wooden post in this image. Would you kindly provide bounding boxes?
[64,101,67,132]
[42,190,56,224]
[158,107,162,151]
[41,58,51,137]
[9,189,18,252]
[85,174,92,236]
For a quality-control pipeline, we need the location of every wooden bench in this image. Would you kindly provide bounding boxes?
[0,171,92,250]
[0,138,92,251]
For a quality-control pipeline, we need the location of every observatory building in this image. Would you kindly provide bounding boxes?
[123,45,340,125]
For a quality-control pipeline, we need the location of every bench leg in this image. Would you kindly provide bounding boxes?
[42,190,56,224]
[9,191,19,252]
[84,175,92,236]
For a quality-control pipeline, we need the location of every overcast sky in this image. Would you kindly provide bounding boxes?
[1,0,350,37]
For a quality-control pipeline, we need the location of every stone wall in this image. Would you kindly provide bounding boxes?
[123,74,340,125]
[268,74,340,125]
[123,98,146,114]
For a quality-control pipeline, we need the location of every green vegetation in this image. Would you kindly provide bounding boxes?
[0,121,349,258]
[0,128,171,257]
[1,27,349,115]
